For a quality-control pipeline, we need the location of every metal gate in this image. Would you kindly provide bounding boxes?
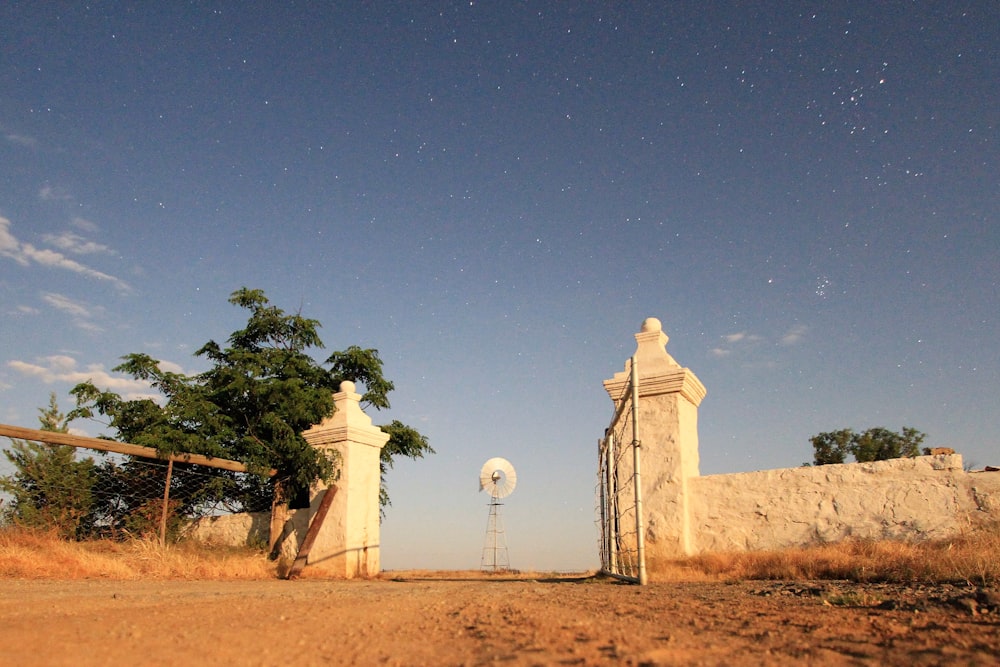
[597,356,647,584]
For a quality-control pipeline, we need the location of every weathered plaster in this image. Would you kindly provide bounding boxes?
[301,380,389,578]
[603,317,705,563]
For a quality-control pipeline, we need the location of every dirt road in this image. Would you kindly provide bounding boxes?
[0,575,996,665]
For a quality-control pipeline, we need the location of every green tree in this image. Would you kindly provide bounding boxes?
[810,426,927,465]
[69,288,432,511]
[1,393,98,537]
[809,428,854,465]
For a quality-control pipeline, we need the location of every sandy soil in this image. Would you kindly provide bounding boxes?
[0,574,997,666]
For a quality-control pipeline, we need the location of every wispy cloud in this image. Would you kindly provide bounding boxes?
[723,332,756,344]
[70,217,99,233]
[42,293,92,318]
[4,131,36,148]
[22,244,129,291]
[38,184,73,201]
[711,332,757,358]
[0,122,38,148]
[41,230,112,255]
[0,216,131,292]
[41,292,105,332]
[7,356,156,400]
[712,327,804,359]
[780,325,808,345]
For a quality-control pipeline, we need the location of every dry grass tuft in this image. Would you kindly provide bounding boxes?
[676,522,1000,584]
[0,527,278,580]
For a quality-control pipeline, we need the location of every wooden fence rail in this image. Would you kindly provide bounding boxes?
[0,423,275,475]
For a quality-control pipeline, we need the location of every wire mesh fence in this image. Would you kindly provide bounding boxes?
[0,426,274,544]
[597,356,646,584]
[89,455,274,541]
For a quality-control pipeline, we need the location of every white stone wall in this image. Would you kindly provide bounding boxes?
[185,509,308,560]
[688,454,999,553]
[970,469,1000,515]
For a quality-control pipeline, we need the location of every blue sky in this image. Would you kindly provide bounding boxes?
[1,2,997,571]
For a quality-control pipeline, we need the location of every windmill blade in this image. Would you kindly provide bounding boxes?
[479,457,517,498]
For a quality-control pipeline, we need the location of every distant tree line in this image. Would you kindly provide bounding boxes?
[809,426,927,466]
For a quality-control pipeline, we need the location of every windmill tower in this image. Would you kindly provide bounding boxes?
[479,457,516,572]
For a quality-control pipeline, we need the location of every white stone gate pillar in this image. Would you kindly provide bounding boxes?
[604,318,706,568]
[301,381,389,578]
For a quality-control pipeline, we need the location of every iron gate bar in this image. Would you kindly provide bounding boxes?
[597,355,646,584]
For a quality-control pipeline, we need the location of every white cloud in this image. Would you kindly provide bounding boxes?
[70,217,100,233]
[42,292,93,318]
[0,217,27,265]
[713,329,790,360]
[38,185,73,201]
[40,292,104,333]
[21,244,125,286]
[0,216,131,292]
[157,360,187,374]
[780,325,808,345]
[73,320,105,334]
[44,355,78,372]
[41,230,112,255]
[722,332,764,344]
[7,355,194,401]
[7,356,154,398]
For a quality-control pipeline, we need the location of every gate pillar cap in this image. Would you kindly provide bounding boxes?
[302,380,390,449]
[641,317,662,333]
[603,317,706,406]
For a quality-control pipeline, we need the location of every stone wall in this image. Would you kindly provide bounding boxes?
[185,509,308,560]
[688,454,1000,554]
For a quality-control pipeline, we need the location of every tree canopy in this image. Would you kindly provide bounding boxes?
[68,287,432,509]
[1,393,97,537]
[809,426,926,465]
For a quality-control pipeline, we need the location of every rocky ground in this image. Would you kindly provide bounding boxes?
[0,574,997,665]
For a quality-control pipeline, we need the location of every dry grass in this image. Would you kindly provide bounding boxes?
[676,522,1000,585]
[0,528,278,580]
[2,523,998,584]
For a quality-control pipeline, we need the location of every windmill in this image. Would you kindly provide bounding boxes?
[479,457,516,572]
